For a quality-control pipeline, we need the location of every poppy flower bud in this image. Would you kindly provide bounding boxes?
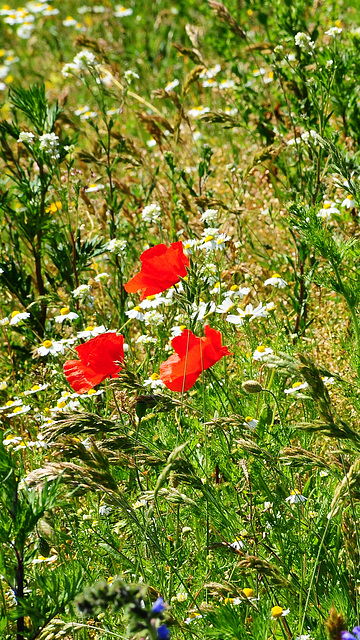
[242,380,263,394]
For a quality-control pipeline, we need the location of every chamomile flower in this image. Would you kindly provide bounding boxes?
[80,388,104,399]
[164,79,179,92]
[187,106,210,118]
[253,345,273,360]
[32,554,58,564]
[264,273,287,288]
[9,311,30,325]
[76,325,106,339]
[125,306,145,321]
[63,15,77,25]
[185,612,203,624]
[0,380,7,390]
[223,285,251,299]
[202,78,217,88]
[144,373,165,389]
[230,535,245,550]
[85,183,105,193]
[317,201,340,219]
[8,404,31,417]
[114,5,133,17]
[124,70,139,83]
[322,376,335,385]
[285,489,307,504]
[55,307,79,323]
[139,294,166,310]
[170,324,186,338]
[0,399,22,412]
[200,64,221,79]
[325,26,342,37]
[182,238,199,256]
[271,606,290,619]
[74,105,98,120]
[23,383,48,396]
[244,416,259,431]
[227,302,268,326]
[342,197,356,209]
[253,67,266,77]
[284,381,308,394]
[38,340,65,357]
[218,79,236,89]
[216,297,236,314]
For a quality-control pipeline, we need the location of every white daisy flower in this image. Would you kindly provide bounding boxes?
[342,197,356,209]
[230,536,244,550]
[114,5,133,17]
[317,201,340,219]
[200,64,221,79]
[55,307,79,323]
[285,490,307,504]
[80,388,104,398]
[63,15,77,25]
[253,345,273,360]
[191,300,216,322]
[243,416,259,431]
[139,294,166,309]
[85,183,105,193]
[0,318,10,326]
[9,311,30,325]
[271,606,290,619]
[187,106,210,118]
[143,373,165,389]
[0,399,22,412]
[202,78,217,88]
[227,302,268,326]
[264,273,287,288]
[322,376,335,385]
[325,26,342,37]
[124,70,139,83]
[165,79,179,92]
[23,383,48,396]
[253,67,266,76]
[170,324,186,338]
[38,340,65,357]
[223,285,251,299]
[0,380,7,390]
[216,297,236,314]
[76,325,106,339]
[8,404,31,417]
[182,238,199,256]
[125,306,145,321]
[185,613,203,624]
[284,381,308,394]
[32,554,58,564]
[218,79,235,89]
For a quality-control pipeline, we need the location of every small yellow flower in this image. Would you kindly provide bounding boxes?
[243,588,254,598]
[271,606,283,618]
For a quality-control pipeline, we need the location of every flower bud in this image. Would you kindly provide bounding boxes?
[242,380,263,394]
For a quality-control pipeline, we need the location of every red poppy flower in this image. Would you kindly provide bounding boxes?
[63,332,125,394]
[124,242,189,300]
[160,325,231,392]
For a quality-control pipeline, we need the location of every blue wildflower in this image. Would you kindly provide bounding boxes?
[157,624,170,640]
[342,628,360,640]
[152,597,165,614]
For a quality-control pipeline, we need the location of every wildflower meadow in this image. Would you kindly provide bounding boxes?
[2,0,360,638]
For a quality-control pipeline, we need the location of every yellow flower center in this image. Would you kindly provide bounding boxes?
[292,381,301,388]
[146,295,156,301]
[243,588,254,598]
[32,385,40,391]
[6,400,14,406]
[268,71,274,79]
[230,284,239,291]
[272,273,281,278]
[184,243,191,249]
[11,311,20,318]
[57,400,66,408]
[85,325,94,331]
[60,307,69,315]
[12,406,22,414]
[257,345,266,353]
[43,340,52,348]
[214,282,220,288]
[245,416,254,422]
[224,598,234,604]
[87,389,96,395]
[271,606,283,618]
[290,489,300,495]
[88,183,97,189]
[180,325,186,330]
[150,373,160,380]
[323,203,331,209]
[253,68,259,74]
[204,235,214,243]
[133,306,141,312]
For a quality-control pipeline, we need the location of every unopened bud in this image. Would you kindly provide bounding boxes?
[242,380,263,394]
